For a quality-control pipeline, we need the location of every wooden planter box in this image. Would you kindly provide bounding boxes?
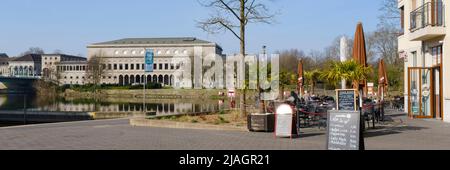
[247,113,275,132]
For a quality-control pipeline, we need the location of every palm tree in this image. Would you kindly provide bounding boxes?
[304,70,321,94]
[320,60,373,89]
[279,70,297,100]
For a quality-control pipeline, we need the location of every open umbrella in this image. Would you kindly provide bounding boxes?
[298,59,304,97]
[378,59,388,101]
[352,22,368,97]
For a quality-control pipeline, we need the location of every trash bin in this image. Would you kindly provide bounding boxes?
[248,113,275,132]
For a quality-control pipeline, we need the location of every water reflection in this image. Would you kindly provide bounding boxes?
[0,94,228,116]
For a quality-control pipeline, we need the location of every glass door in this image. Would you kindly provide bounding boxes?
[408,68,433,118]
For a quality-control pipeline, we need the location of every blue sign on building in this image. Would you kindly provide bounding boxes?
[145,49,154,73]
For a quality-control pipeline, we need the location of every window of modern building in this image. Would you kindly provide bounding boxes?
[432,45,442,66]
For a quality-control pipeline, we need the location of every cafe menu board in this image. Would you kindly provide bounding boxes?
[326,110,360,150]
[336,89,357,111]
[275,114,293,138]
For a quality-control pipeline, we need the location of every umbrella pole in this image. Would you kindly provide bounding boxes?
[359,87,365,150]
[381,86,385,121]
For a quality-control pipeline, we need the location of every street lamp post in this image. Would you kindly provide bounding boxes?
[23,94,27,125]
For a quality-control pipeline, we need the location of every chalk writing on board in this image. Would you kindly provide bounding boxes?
[327,111,360,150]
[337,90,356,111]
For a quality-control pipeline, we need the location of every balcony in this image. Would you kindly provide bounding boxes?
[409,1,445,41]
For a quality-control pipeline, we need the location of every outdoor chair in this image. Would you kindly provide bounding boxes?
[363,105,376,129]
[314,106,328,129]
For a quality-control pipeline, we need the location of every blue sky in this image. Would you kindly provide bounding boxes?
[0,0,382,57]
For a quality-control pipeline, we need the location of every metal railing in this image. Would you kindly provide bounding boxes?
[410,1,445,32]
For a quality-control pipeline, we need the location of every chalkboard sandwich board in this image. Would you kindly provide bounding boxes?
[336,89,357,111]
[326,110,360,150]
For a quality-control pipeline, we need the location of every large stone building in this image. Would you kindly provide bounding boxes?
[84,37,224,86]
[398,0,449,122]
[41,54,87,84]
[2,37,225,87]
[0,53,9,76]
[8,54,42,77]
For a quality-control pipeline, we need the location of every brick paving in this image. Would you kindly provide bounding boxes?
[0,111,450,150]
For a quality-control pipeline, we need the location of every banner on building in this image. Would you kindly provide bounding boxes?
[145,49,154,73]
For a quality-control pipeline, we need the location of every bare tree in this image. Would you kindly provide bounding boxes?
[85,52,106,91]
[198,0,276,116]
[43,61,62,86]
[53,49,63,54]
[323,36,353,62]
[378,0,400,28]
[277,49,305,73]
[21,47,45,56]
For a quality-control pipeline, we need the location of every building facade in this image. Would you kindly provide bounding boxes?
[41,54,87,84]
[8,54,42,77]
[398,0,450,122]
[85,37,224,86]
[0,53,9,76]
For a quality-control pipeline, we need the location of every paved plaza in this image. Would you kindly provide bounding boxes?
[0,111,450,150]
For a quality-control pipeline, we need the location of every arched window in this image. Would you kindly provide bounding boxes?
[136,75,141,84]
[119,75,124,85]
[124,75,130,85]
[164,75,169,85]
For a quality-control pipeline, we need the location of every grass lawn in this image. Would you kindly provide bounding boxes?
[154,110,248,127]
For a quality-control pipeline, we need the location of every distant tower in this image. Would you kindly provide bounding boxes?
[340,36,348,89]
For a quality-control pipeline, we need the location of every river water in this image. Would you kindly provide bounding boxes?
[0,93,233,126]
